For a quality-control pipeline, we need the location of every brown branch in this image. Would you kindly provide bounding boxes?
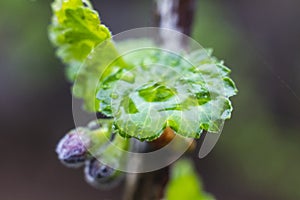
[122,129,173,200]
[123,1,196,199]
[154,0,196,49]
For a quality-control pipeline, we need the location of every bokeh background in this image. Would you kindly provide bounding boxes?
[1,0,299,199]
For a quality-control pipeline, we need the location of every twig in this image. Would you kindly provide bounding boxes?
[123,1,196,199]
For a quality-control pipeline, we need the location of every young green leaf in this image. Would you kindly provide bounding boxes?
[96,49,237,141]
[72,40,123,111]
[49,0,111,81]
[49,0,238,141]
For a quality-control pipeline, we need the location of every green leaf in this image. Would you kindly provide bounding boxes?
[96,49,237,141]
[86,119,114,155]
[165,159,215,200]
[99,134,130,170]
[49,0,111,81]
[49,0,238,140]
[72,40,124,111]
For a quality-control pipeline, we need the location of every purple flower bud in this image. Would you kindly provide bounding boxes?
[84,158,121,189]
[56,128,89,168]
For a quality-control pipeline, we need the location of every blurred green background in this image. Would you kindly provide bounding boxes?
[0,0,299,199]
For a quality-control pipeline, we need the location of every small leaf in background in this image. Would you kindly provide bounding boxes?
[49,0,111,81]
[165,159,215,200]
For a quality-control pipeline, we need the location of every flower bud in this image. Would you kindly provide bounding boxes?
[84,158,122,189]
[56,128,89,168]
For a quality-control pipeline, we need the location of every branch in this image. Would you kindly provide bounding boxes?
[123,1,196,199]
[154,0,196,49]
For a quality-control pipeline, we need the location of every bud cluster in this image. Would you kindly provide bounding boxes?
[55,119,126,188]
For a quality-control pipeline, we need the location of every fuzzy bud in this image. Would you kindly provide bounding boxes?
[56,128,89,168]
[84,158,122,189]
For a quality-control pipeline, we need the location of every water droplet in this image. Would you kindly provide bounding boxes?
[110,93,119,99]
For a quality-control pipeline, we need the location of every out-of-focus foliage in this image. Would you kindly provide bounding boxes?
[165,159,215,200]
[49,0,111,81]
[193,1,300,199]
[0,0,61,90]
